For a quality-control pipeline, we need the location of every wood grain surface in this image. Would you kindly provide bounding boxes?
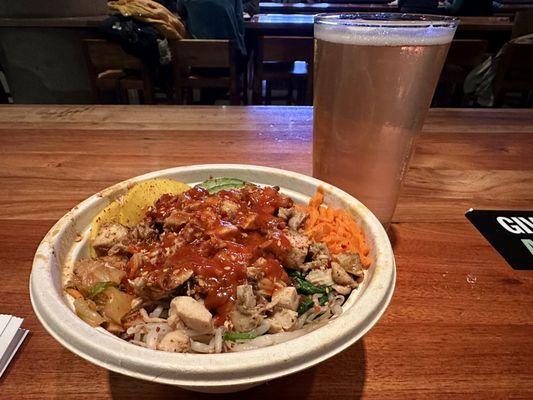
[0,14,512,33]
[245,15,512,35]
[0,105,532,399]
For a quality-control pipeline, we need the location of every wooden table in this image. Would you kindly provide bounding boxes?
[259,1,533,16]
[246,14,512,37]
[1,105,532,399]
[494,1,533,14]
[458,15,514,31]
[259,2,397,14]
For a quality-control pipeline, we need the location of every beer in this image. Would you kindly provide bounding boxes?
[313,15,458,226]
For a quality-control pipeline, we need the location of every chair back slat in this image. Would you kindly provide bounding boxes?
[445,39,488,69]
[169,39,242,105]
[81,39,154,104]
[82,39,142,71]
[512,10,533,39]
[493,41,533,105]
[500,42,533,82]
[172,39,232,68]
[259,36,314,63]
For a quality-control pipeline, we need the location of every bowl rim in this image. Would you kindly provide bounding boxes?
[30,163,395,387]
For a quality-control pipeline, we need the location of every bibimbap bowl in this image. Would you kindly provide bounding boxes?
[30,164,395,393]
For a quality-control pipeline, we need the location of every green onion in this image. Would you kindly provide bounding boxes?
[223,331,258,341]
[89,281,116,299]
[297,294,328,315]
[297,297,314,315]
[293,276,328,295]
[289,270,305,279]
[198,178,247,193]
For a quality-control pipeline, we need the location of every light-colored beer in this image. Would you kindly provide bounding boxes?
[313,21,455,225]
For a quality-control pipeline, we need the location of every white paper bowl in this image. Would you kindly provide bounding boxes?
[30,164,395,393]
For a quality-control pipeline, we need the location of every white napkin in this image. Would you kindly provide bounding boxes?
[0,314,29,377]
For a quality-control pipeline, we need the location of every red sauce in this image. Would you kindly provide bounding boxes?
[128,185,294,325]
[262,258,290,284]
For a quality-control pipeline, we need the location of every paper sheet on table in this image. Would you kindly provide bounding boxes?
[0,314,29,377]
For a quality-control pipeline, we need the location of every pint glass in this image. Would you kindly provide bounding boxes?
[313,14,458,227]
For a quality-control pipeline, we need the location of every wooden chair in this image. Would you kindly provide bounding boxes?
[435,39,488,106]
[511,10,533,38]
[0,64,10,104]
[82,39,154,104]
[170,39,245,105]
[493,41,533,107]
[252,36,314,105]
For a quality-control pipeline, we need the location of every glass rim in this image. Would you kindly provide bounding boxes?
[315,13,460,28]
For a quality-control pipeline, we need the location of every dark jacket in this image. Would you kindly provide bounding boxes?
[177,0,246,56]
[243,0,259,16]
[398,0,439,14]
[447,0,493,16]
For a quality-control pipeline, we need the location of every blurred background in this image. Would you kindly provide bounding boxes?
[0,0,531,107]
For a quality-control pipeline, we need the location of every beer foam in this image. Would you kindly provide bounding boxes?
[315,22,456,46]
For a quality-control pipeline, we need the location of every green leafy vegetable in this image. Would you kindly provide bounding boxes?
[89,281,116,299]
[297,295,328,315]
[198,177,247,193]
[293,275,328,295]
[289,270,305,279]
[223,331,258,341]
[297,297,314,315]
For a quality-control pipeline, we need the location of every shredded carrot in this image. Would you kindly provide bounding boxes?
[303,188,372,268]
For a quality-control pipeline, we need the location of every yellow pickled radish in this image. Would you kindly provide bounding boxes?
[118,179,190,227]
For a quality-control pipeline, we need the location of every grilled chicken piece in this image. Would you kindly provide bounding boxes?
[331,261,357,288]
[214,223,239,239]
[164,210,191,230]
[268,309,298,333]
[236,213,258,230]
[283,230,309,269]
[128,222,157,241]
[128,265,193,301]
[236,284,256,314]
[278,207,308,231]
[170,269,194,287]
[171,296,213,334]
[247,257,266,282]
[334,252,364,278]
[232,284,264,331]
[271,286,299,311]
[92,223,129,255]
[180,221,204,242]
[301,242,331,270]
[230,309,263,332]
[157,329,191,352]
[309,242,331,263]
[288,210,308,231]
